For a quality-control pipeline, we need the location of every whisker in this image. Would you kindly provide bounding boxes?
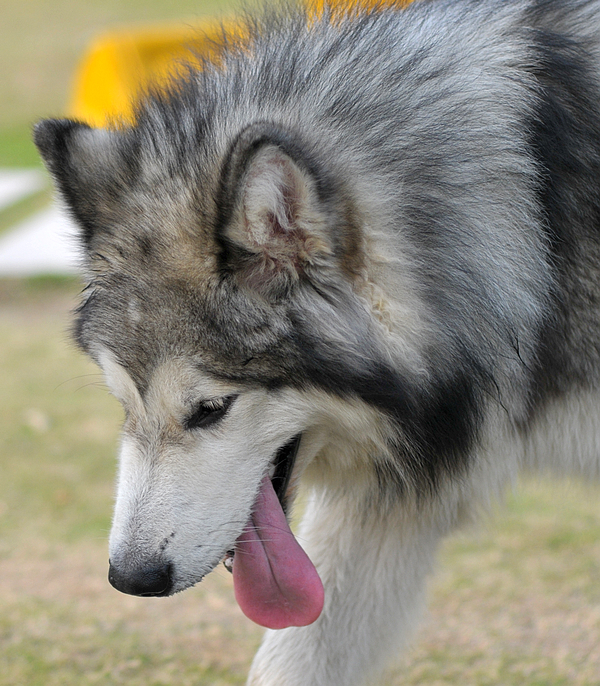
[54,373,104,392]
[73,381,109,393]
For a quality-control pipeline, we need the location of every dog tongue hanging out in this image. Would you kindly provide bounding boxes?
[233,475,324,629]
[231,434,324,628]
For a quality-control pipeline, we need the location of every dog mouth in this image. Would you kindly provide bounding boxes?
[222,432,302,572]
[225,431,324,629]
[268,432,303,514]
[108,430,323,627]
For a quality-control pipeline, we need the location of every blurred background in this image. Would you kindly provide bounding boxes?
[0,1,599,684]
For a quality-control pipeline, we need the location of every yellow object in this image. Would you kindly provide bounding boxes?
[68,1,411,128]
[68,21,235,127]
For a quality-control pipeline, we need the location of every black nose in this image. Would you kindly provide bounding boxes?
[108,560,173,597]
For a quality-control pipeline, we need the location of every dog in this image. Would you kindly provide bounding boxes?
[34,0,600,683]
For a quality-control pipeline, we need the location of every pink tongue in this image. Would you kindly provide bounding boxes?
[232,475,324,629]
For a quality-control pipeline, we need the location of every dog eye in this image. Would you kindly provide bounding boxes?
[184,395,237,431]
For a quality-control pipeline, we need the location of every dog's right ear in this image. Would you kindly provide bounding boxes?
[34,119,125,247]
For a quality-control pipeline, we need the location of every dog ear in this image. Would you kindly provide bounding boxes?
[217,123,346,297]
[34,119,125,247]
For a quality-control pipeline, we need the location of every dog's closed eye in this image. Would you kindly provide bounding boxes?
[184,395,238,431]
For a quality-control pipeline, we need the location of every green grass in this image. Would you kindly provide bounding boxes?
[0,280,599,685]
[0,124,44,168]
[0,277,116,542]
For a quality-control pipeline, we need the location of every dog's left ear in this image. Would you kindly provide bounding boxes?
[217,123,355,297]
[33,119,126,248]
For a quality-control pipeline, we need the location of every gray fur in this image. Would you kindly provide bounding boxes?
[34,1,600,683]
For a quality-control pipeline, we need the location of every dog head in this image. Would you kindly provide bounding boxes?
[34,113,412,627]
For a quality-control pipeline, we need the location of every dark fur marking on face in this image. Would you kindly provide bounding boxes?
[292,320,486,492]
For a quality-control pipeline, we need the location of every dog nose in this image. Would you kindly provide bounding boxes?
[108,560,173,597]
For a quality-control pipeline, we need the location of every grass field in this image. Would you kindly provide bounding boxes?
[0,278,598,685]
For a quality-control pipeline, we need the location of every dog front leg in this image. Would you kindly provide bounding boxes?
[247,487,445,686]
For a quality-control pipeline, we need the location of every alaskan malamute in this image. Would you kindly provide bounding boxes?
[35,0,600,683]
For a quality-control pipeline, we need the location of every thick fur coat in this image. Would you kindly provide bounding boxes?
[35,0,600,683]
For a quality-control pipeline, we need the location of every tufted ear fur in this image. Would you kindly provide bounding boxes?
[217,123,352,298]
[33,119,128,248]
